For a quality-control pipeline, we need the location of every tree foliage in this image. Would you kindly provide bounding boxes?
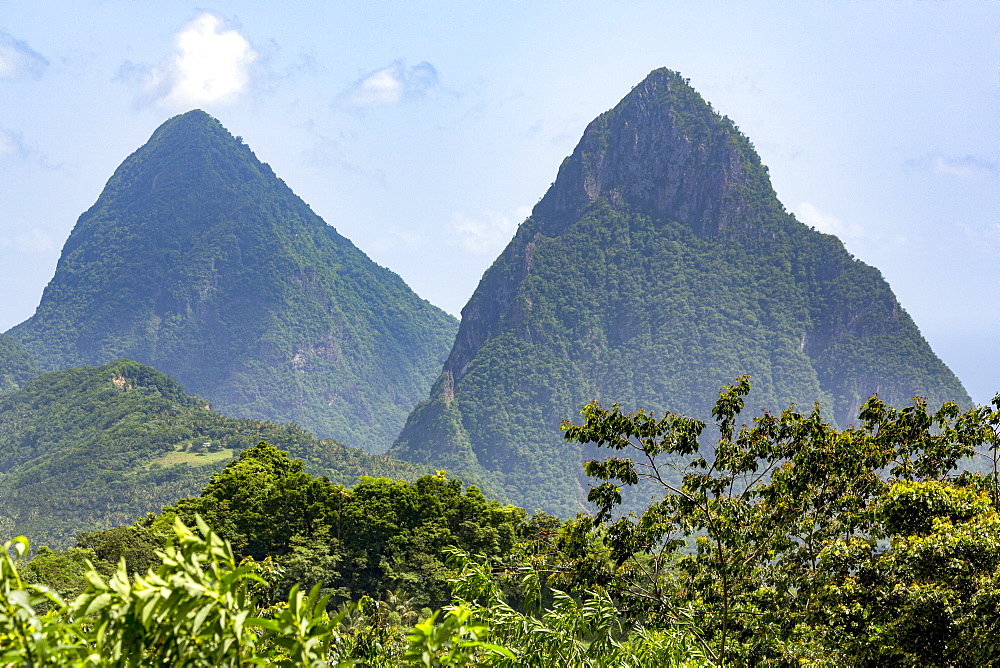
[1,518,370,666]
[0,333,39,394]
[561,376,1000,665]
[1,518,709,666]
[8,379,1000,665]
[42,441,531,611]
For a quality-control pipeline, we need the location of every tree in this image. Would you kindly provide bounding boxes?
[561,377,999,665]
[149,443,529,609]
[809,479,1000,665]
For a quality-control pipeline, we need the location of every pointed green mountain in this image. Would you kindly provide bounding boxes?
[6,111,458,452]
[390,68,971,516]
[0,359,429,548]
[0,333,39,393]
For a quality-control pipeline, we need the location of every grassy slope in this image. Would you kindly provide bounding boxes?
[0,359,429,548]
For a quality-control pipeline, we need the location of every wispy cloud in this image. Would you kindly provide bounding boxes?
[794,202,863,239]
[907,153,1000,179]
[337,61,438,107]
[119,13,258,108]
[449,206,530,254]
[0,227,57,254]
[300,120,388,187]
[0,126,63,171]
[953,217,1000,249]
[0,128,28,159]
[0,31,48,80]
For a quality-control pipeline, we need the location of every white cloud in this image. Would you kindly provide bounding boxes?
[338,61,438,107]
[449,206,531,254]
[907,153,999,179]
[0,32,47,79]
[794,202,863,239]
[122,13,258,108]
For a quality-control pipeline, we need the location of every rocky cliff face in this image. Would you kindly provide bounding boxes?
[391,68,971,516]
[7,111,458,452]
[532,70,774,238]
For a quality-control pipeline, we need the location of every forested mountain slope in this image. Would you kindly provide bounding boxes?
[0,360,428,548]
[0,334,39,394]
[6,111,457,452]
[391,68,971,516]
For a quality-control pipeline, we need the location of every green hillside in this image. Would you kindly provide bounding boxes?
[6,110,458,453]
[0,360,428,548]
[390,69,971,516]
[0,333,39,393]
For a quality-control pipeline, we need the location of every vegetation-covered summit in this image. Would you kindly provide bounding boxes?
[6,110,458,452]
[0,359,428,548]
[391,68,971,516]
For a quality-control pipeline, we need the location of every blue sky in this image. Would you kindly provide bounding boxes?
[1,1,998,403]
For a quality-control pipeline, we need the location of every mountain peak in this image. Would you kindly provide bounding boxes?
[151,109,227,137]
[8,112,458,452]
[141,109,237,157]
[95,110,269,214]
[170,108,213,121]
[533,68,778,237]
[391,67,970,516]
